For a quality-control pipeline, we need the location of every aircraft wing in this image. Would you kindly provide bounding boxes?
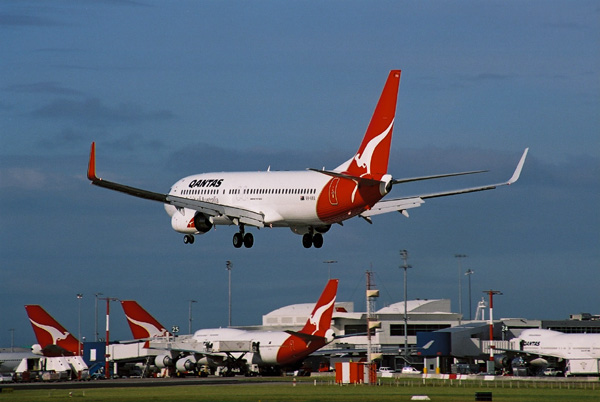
[87,142,265,228]
[360,148,528,219]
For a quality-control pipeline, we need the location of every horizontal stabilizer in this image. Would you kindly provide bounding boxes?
[307,168,382,186]
[284,330,327,343]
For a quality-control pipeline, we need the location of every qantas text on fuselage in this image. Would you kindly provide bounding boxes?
[87,70,528,248]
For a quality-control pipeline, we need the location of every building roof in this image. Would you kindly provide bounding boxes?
[376,299,452,315]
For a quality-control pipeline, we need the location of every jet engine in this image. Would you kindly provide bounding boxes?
[379,174,393,196]
[193,212,213,233]
[175,355,197,373]
[171,209,213,234]
[154,354,172,369]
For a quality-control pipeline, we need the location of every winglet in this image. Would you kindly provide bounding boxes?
[507,148,529,185]
[87,142,99,181]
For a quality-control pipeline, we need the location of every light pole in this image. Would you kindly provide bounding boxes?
[483,289,502,373]
[76,293,83,356]
[95,293,103,342]
[454,254,467,320]
[99,297,118,379]
[188,299,197,334]
[399,250,412,367]
[226,261,233,327]
[323,260,338,279]
[465,269,474,320]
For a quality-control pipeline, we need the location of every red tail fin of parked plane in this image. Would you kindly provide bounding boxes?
[25,305,80,356]
[276,279,338,365]
[299,279,338,337]
[120,300,170,339]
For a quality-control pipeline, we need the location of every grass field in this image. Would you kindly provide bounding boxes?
[1,378,599,402]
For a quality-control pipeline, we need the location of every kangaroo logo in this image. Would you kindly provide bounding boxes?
[352,119,394,177]
[29,319,70,344]
[307,295,336,336]
[126,315,167,338]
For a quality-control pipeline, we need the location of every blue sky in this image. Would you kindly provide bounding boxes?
[1,1,598,347]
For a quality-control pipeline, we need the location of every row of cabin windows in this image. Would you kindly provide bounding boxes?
[242,188,316,195]
[181,188,317,196]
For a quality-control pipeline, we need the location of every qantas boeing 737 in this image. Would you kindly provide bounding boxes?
[120,280,339,375]
[87,70,528,248]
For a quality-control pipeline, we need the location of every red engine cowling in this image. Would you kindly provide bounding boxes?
[171,210,213,234]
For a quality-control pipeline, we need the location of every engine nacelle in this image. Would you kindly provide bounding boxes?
[379,174,393,196]
[193,212,213,233]
[175,355,197,373]
[171,209,213,234]
[155,354,172,369]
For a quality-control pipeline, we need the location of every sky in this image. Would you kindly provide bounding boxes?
[1,1,598,348]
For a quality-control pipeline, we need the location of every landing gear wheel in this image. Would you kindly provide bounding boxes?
[312,233,323,248]
[183,234,195,244]
[243,233,254,248]
[233,232,243,248]
[302,233,313,248]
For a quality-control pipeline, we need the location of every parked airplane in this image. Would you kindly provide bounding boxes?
[0,349,41,374]
[121,279,339,375]
[87,70,528,248]
[24,305,81,357]
[0,305,86,375]
[498,329,600,376]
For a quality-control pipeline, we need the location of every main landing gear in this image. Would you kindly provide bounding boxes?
[233,224,254,248]
[302,232,323,249]
[183,234,195,244]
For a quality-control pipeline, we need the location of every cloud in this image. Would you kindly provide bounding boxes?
[4,82,83,96]
[0,167,47,189]
[31,98,175,126]
[0,13,64,27]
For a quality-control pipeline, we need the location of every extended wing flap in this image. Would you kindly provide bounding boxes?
[166,195,265,228]
[360,197,424,218]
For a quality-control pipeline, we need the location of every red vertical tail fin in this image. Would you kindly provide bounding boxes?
[299,279,338,337]
[24,305,80,356]
[343,70,401,178]
[120,300,169,339]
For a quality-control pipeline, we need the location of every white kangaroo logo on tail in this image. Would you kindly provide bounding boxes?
[307,295,336,336]
[29,319,70,344]
[353,119,394,176]
[126,315,167,338]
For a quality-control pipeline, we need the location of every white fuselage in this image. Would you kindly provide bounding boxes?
[164,171,331,229]
[517,329,600,360]
[190,327,293,365]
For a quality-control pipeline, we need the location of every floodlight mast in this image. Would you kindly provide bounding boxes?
[399,250,412,366]
[483,289,502,370]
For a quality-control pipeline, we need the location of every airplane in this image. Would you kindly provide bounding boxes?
[0,305,83,375]
[87,70,529,248]
[120,279,339,375]
[24,305,81,357]
[497,329,600,376]
[0,349,42,375]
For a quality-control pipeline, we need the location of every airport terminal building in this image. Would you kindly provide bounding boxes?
[256,299,600,374]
